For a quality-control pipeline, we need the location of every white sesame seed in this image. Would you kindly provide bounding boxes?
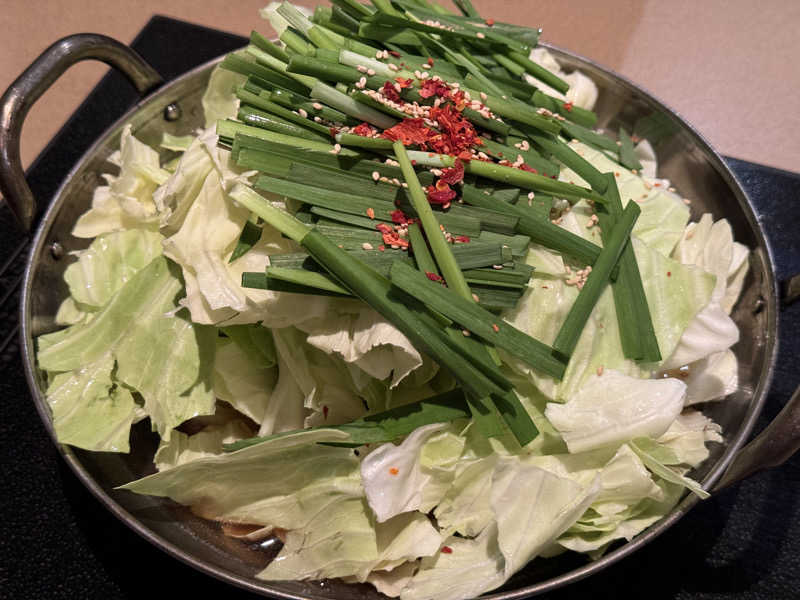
[356,77,367,89]
[331,143,342,155]
[492,264,504,270]
[314,116,322,122]
[312,102,323,110]
[298,108,308,118]
[372,171,380,181]
[357,65,368,73]
[388,63,399,71]
[367,69,376,76]
[362,242,374,250]
[476,32,485,38]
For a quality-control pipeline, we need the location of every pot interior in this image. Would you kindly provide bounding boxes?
[21,48,777,599]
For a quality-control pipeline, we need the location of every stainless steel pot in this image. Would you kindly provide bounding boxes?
[3,33,799,600]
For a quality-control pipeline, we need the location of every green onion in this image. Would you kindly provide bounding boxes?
[526,132,609,193]
[280,28,316,56]
[266,266,351,295]
[229,185,310,243]
[229,219,262,263]
[552,200,641,359]
[335,132,396,150]
[237,105,330,142]
[598,173,660,362]
[389,261,566,380]
[235,88,332,136]
[269,88,355,125]
[217,120,359,156]
[559,121,620,153]
[250,31,290,63]
[507,50,569,94]
[393,141,472,299]
[618,127,644,171]
[408,222,439,275]
[310,81,398,128]
[226,388,471,452]
[405,151,606,203]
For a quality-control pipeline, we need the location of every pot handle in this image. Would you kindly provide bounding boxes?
[713,384,800,491]
[0,34,163,232]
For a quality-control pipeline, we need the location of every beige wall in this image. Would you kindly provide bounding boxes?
[1,0,797,172]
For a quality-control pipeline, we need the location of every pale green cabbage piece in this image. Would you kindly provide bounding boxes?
[361,424,464,522]
[45,353,138,452]
[261,507,442,582]
[63,229,164,310]
[544,369,686,453]
[72,125,169,238]
[121,429,362,526]
[38,256,216,441]
[629,437,710,499]
[115,315,216,440]
[213,336,278,425]
[164,168,251,316]
[561,142,691,257]
[201,63,244,128]
[154,420,254,471]
[153,133,216,233]
[399,524,505,600]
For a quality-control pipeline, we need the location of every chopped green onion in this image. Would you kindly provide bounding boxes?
[552,200,641,359]
[389,261,567,380]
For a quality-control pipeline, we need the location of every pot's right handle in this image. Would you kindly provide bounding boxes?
[0,33,163,232]
[713,384,800,491]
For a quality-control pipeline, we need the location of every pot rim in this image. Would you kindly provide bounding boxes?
[19,41,780,600]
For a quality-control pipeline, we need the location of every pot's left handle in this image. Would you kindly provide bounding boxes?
[0,34,163,232]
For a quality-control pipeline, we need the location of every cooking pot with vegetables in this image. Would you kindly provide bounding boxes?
[3,22,799,600]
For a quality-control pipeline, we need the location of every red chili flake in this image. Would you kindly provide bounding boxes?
[419,78,451,99]
[426,182,456,208]
[441,546,453,554]
[457,149,474,161]
[491,323,500,333]
[329,126,340,139]
[322,405,329,419]
[389,467,399,475]
[427,104,482,155]
[667,271,672,277]
[439,159,465,185]
[454,235,471,243]
[391,209,409,224]
[382,231,409,248]
[519,163,539,174]
[366,207,376,219]
[382,81,402,103]
[352,122,376,137]
[425,271,444,283]
[449,89,468,111]
[376,222,393,234]
[378,244,386,252]
[427,57,434,66]
[395,77,414,89]
[486,18,495,26]
[388,50,401,58]
[563,101,574,112]
[382,118,435,147]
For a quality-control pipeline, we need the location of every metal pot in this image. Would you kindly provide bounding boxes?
[3,33,799,600]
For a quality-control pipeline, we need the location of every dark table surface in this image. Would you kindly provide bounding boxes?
[1,17,799,600]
